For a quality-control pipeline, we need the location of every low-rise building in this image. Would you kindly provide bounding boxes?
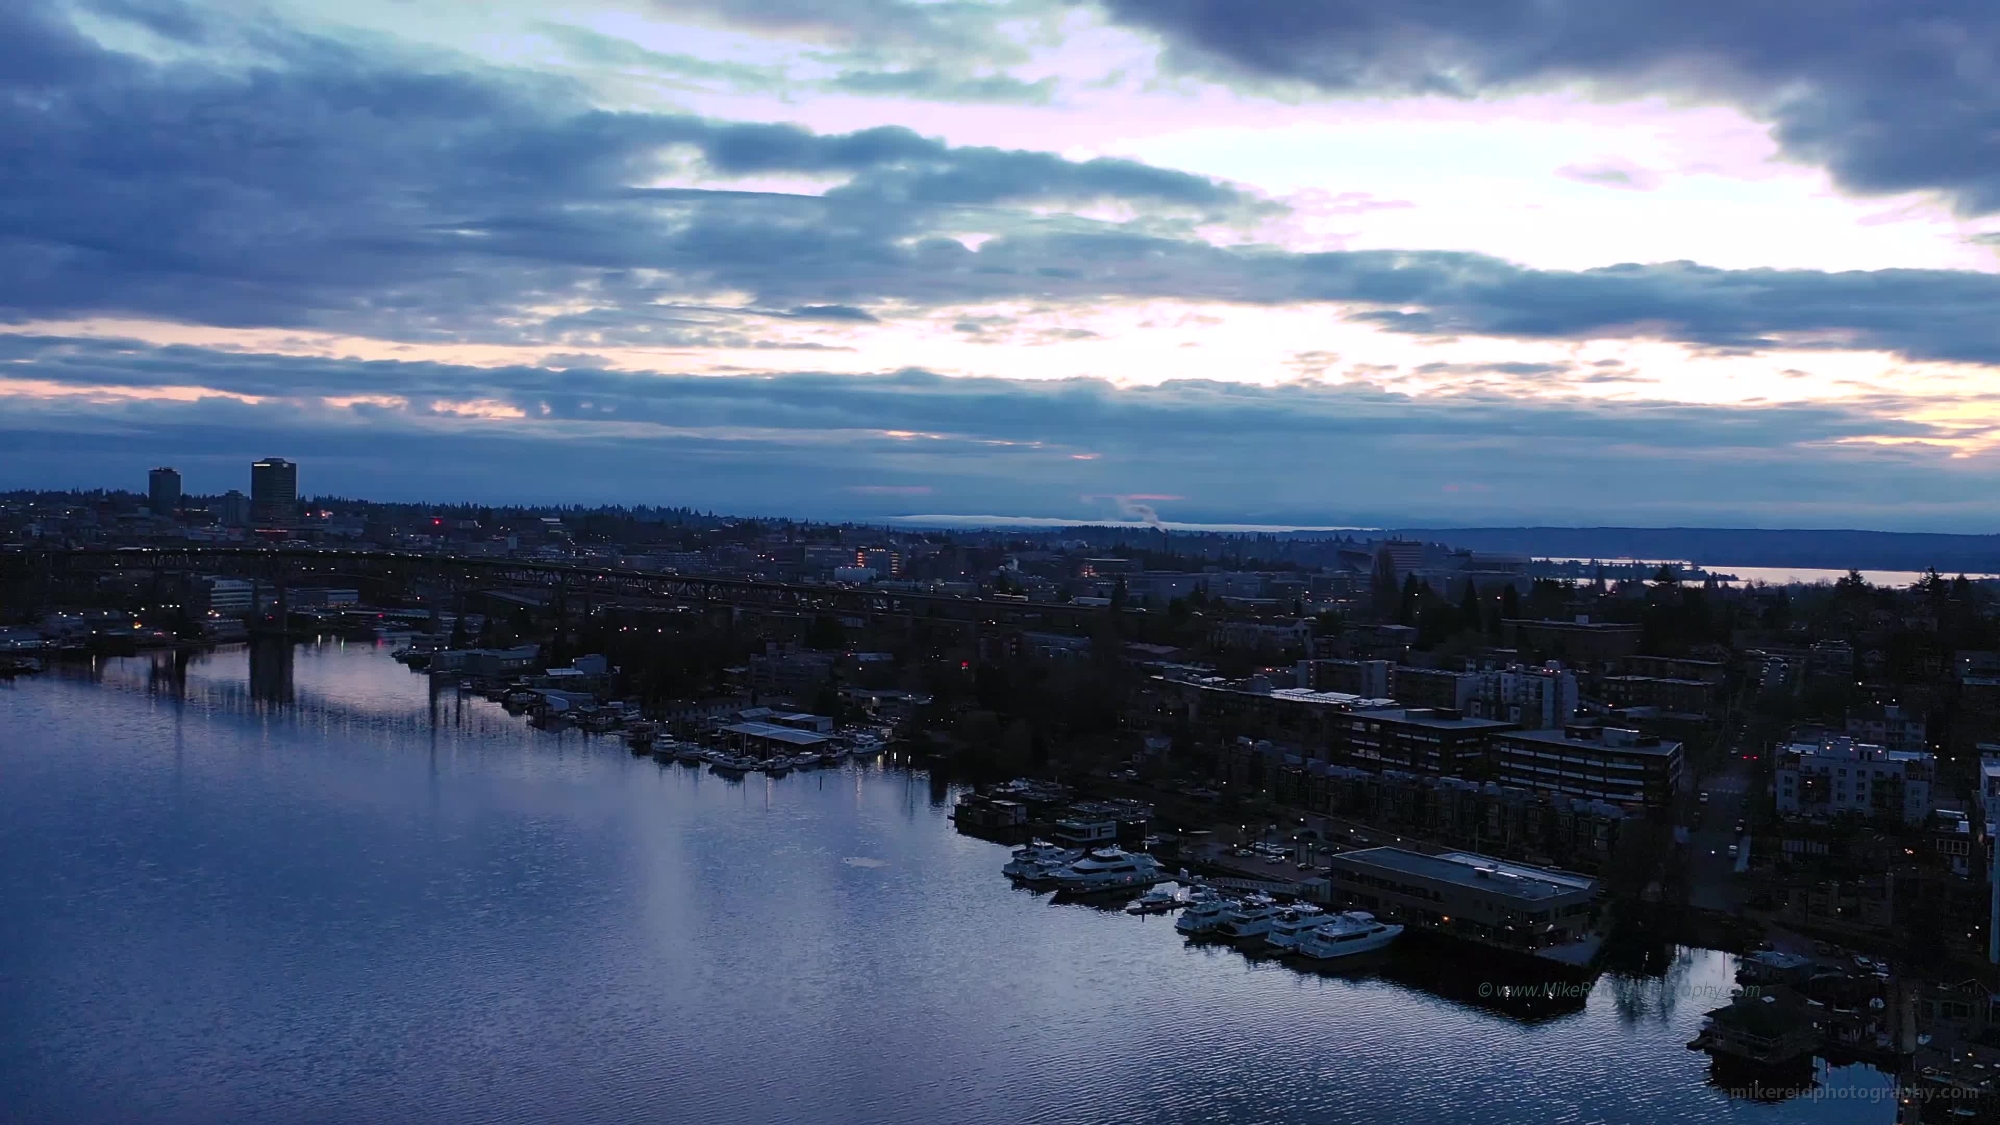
[1490,724,1685,810]
[1774,736,1933,826]
[719,721,832,756]
[1502,617,1643,662]
[1593,675,1719,717]
[1845,703,1928,755]
[1297,657,1394,698]
[1324,847,1601,957]
[1342,707,1517,777]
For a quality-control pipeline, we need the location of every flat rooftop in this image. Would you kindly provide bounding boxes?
[1353,707,1516,732]
[1496,729,1683,756]
[1329,847,1598,901]
[720,722,830,747]
[1268,688,1397,708]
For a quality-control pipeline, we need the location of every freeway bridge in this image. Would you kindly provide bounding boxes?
[5,545,1115,630]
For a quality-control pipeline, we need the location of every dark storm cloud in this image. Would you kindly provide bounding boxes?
[3,338,1997,528]
[1096,0,2000,215]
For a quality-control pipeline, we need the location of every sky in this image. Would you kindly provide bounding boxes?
[6,0,2000,530]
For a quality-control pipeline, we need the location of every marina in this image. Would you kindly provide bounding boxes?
[1,642,1902,1124]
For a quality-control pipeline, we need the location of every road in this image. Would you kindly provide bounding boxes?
[1687,752,1755,912]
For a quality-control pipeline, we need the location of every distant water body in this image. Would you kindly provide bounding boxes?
[888,514,1375,533]
[3,644,1895,1124]
[1541,558,2000,587]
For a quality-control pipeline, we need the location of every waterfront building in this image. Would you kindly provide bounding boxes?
[146,467,180,516]
[1490,724,1685,810]
[1050,818,1119,848]
[249,457,297,528]
[719,721,832,757]
[1695,989,1819,1068]
[1323,847,1601,961]
[197,577,255,614]
[1774,736,1932,826]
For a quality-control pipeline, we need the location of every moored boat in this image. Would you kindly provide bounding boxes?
[1126,886,1183,914]
[1174,893,1236,936]
[1291,912,1402,962]
[1003,842,1082,882]
[1047,848,1166,895]
[1212,895,1284,943]
[1254,906,1332,954]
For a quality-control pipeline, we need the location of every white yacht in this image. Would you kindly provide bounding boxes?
[1047,848,1165,894]
[1003,843,1081,881]
[1292,912,1403,961]
[1174,893,1235,935]
[1126,886,1183,914]
[1258,906,1333,953]
[1213,895,1285,942]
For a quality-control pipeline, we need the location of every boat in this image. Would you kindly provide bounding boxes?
[709,755,757,776]
[1175,893,1237,935]
[1126,886,1183,915]
[1003,842,1082,881]
[1257,906,1334,953]
[761,756,792,776]
[1047,848,1166,895]
[1291,912,1403,962]
[1212,895,1285,943]
[674,743,707,764]
[627,722,656,747]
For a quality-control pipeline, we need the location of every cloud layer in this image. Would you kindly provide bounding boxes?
[5,0,2000,529]
[5,336,1999,529]
[1101,0,2000,215]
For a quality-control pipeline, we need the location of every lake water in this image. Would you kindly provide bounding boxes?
[2,643,1898,1124]
[1539,558,1998,588]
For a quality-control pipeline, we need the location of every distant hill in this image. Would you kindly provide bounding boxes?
[1388,527,2000,574]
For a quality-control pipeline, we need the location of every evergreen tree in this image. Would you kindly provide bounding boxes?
[1500,583,1521,623]
[1398,573,1420,626]
[1458,580,1482,634]
[1371,549,1400,618]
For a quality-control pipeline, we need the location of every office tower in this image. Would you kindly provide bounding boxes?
[220,490,250,528]
[250,457,297,527]
[147,467,181,516]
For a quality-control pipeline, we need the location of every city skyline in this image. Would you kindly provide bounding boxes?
[6,1,2000,530]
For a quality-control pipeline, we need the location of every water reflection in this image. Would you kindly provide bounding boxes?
[0,644,1900,1125]
[145,648,190,700]
[247,637,294,704]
